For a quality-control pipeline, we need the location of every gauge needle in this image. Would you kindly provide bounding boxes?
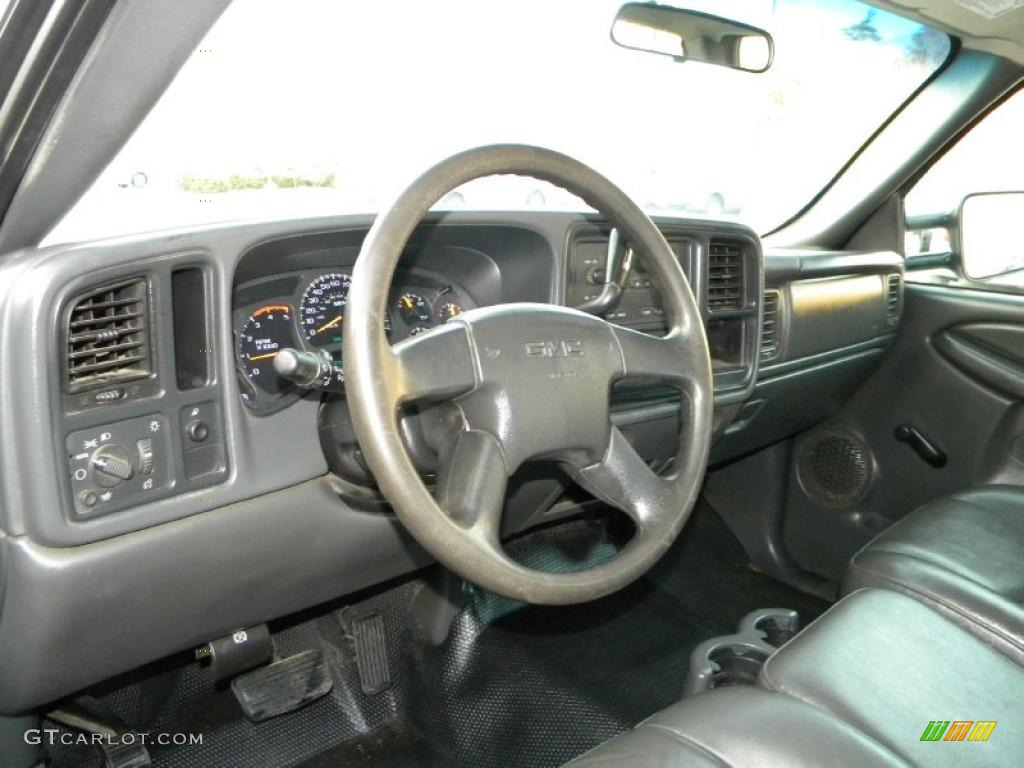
[401,297,414,309]
[314,315,344,335]
[248,352,278,361]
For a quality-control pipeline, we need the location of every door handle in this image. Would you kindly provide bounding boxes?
[894,424,947,468]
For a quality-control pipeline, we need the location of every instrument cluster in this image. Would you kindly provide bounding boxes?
[234,268,476,413]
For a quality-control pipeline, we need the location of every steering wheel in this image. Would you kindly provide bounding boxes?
[343,145,713,605]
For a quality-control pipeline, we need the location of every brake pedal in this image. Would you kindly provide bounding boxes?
[352,611,392,694]
[231,650,332,722]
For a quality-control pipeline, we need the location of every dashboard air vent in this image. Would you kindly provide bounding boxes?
[708,240,744,311]
[761,291,780,362]
[886,273,902,327]
[65,278,152,392]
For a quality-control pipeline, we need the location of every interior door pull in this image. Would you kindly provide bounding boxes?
[894,424,947,468]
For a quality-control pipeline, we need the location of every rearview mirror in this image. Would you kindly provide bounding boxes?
[960,192,1024,280]
[611,3,773,73]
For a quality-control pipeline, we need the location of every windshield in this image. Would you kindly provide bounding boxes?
[46,0,950,244]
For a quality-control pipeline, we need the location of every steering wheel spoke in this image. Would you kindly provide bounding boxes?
[436,428,509,543]
[390,323,478,404]
[569,426,675,528]
[612,325,701,387]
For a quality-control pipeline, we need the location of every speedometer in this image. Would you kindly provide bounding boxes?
[300,273,351,348]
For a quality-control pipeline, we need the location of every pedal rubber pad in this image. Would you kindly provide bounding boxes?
[102,739,151,768]
[231,649,332,722]
[352,611,392,694]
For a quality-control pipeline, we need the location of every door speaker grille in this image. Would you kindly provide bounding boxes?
[796,431,872,507]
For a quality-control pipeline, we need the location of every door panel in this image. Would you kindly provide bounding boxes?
[783,282,1024,580]
[934,323,1024,398]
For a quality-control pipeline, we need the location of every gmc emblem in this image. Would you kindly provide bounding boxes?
[524,339,584,358]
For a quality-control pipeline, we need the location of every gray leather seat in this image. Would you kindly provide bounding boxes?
[844,485,1024,665]
[567,589,1024,767]
[563,685,904,767]
[760,588,1024,767]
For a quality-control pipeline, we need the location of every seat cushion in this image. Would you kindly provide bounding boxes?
[760,589,1024,768]
[844,485,1024,664]
[563,686,905,767]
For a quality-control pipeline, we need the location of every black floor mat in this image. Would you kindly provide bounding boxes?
[46,505,828,768]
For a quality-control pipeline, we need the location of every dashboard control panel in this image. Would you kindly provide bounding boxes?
[64,403,228,520]
[66,414,174,519]
[180,401,228,482]
[58,264,229,524]
[565,235,691,332]
[565,224,763,395]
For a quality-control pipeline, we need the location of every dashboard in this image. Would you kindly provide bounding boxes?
[0,209,903,715]
[231,219,766,419]
[227,223,553,415]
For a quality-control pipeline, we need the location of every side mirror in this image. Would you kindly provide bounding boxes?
[960,192,1024,280]
[611,2,773,73]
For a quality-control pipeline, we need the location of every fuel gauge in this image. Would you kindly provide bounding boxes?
[397,292,431,324]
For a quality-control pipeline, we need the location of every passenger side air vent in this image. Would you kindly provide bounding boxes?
[885,273,902,327]
[707,240,744,311]
[761,291,780,362]
[65,278,152,392]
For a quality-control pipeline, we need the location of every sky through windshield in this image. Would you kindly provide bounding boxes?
[46,0,950,244]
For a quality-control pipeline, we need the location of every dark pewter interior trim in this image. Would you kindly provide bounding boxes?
[759,335,896,380]
[0,478,430,713]
[0,211,764,548]
[764,249,903,283]
[0,199,898,712]
[0,0,232,253]
[934,326,1024,400]
[0,0,117,233]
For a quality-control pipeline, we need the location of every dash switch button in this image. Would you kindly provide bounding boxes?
[187,420,210,443]
[137,438,155,475]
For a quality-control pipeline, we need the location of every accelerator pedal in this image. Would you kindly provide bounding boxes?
[231,649,332,722]
[352,611,392,694]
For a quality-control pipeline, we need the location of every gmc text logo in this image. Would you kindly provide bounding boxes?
[524,339,584,358]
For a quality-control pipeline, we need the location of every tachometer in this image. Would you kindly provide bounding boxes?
[238,305,297,394]
[301,273,351,348]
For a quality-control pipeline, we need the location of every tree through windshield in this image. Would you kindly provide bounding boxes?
[47,0,950,244]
